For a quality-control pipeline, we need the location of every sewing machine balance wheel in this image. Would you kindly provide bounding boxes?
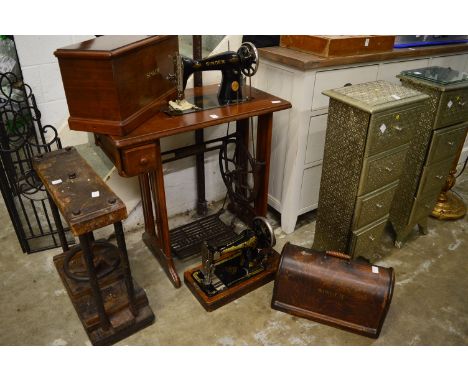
[252,216,276,249]
[239,42,259,78]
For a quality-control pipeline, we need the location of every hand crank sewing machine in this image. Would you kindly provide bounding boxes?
[55,36,291,310]
[184,216,278,311]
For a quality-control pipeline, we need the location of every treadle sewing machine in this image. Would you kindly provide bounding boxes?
[166,41,259,113]
[55,36,291,296]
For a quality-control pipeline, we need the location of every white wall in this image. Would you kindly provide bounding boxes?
[14,35,94,146]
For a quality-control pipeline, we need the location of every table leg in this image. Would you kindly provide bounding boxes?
[255,113,273,217]
[139,173,156,237]
[142,140,181,288]
[79,233,111,330]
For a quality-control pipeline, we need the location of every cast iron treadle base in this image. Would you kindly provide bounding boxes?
[170,214,239,260]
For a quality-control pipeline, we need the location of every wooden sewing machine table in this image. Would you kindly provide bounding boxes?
[95,85,291,288]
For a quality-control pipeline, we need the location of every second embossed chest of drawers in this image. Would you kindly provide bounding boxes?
[389,66,468,247]
[312,81,429,258]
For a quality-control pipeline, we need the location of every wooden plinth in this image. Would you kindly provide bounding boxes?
[184,250,280,312]
[54,250,155,345]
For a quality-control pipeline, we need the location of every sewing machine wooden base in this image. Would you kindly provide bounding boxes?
[184,249,280,312]
[54,250,155,345]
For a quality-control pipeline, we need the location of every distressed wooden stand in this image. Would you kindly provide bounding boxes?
[33,147,155,345]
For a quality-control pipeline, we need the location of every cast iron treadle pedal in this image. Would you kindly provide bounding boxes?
[170,214,239,260]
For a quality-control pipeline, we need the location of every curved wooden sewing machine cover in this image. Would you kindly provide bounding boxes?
[272,242,395,338]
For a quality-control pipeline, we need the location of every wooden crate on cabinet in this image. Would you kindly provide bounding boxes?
[312,81,429,258]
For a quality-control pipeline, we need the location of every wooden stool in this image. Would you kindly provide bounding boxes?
[33,147,154,345]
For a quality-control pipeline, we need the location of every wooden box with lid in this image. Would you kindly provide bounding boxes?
[55,35,178,136]
[312,80,429,258]
[279,35,395,57]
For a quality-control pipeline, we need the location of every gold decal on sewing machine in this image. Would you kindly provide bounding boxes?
[146,67,160,79]
[205,59,226,66]
[231,81,239,92]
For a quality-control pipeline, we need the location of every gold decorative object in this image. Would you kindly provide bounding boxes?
[313,81,429,259]
[431,129,468,220]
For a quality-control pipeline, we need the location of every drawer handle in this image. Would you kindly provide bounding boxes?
[447,141,455,147]
[435,175,444,180]
[140,157,149,166]
[384,166,393,173]
[393,126,403,132]
[376,203,384,209]
[369,235,376,242]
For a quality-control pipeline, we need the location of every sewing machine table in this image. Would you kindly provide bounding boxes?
[96,85,291,288]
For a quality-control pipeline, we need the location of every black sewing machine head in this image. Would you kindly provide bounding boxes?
[191,216,276,295]
[170,42,259,107]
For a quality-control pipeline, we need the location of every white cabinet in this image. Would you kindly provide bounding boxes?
[255,51,468,234]
[430,54,468,72]
[377,58,430,84]
[312,65,379,110]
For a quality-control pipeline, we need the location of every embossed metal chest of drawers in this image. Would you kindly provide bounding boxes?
[312,81,429,258]
[389,67,468,247]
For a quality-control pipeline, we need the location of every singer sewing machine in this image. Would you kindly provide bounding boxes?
[166,42,259,114]
[184,216,279,311]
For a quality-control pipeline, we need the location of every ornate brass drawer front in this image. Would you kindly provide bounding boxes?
[349,215,388,257]
[426,123,468,165]
[121,144,157,177]
[359,146,408,195]
[417,158,453,199]
[353,181,399,230]
[410,194,439,226]
[367,106,420,156]
[437,89,468,128]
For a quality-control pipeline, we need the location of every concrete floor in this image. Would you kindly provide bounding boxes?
[0,174,467,345]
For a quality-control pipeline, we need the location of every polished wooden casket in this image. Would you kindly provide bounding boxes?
[55,35,178,136]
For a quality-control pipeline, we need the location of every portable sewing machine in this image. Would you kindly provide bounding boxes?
[184,216,277,311]
[167,42,259,114]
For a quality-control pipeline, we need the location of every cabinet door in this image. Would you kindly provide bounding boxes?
[429,54,468,72]
[312,64,379,111]
[377,58,429,84]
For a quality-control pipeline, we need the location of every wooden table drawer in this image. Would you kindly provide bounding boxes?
[121,144,157,176]
[436,89,468,128]
[426,123,468,165]
[313,64,379,110]
[416,158,453,199]
[359,146,408,195]
[349,215,388,258]
[367,106,421,156]
[353,181,398,230]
